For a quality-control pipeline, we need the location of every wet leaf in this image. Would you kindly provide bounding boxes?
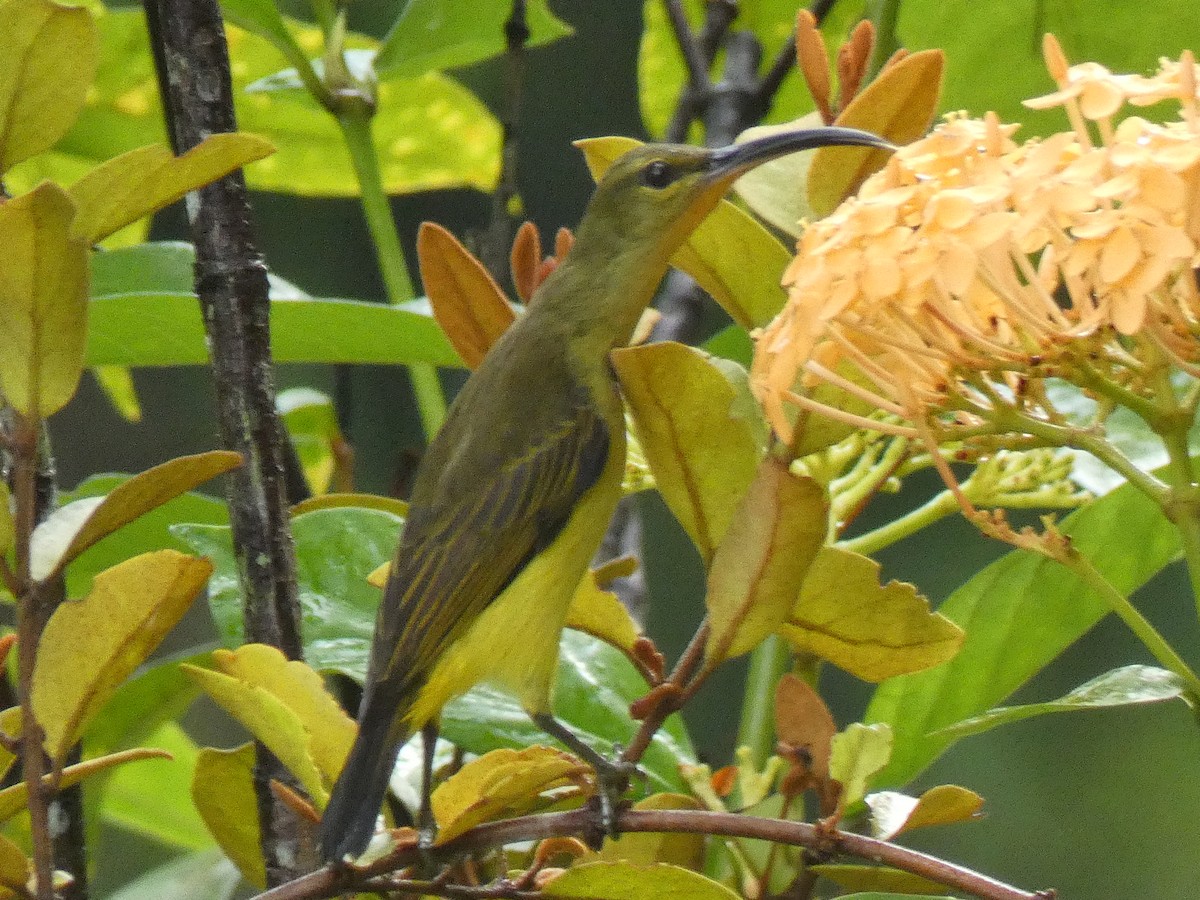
[866,784,984,840]
[612,342,763,565]
[0,0,97,173]
[418,221,515,368]
[432,746,592,844]
[808,50,943,216]
[30,450,240,583]
[706,459,827,664]
[781,547,962,682]
[68,134,275,243]
[32,550,212,762]
[0,182,89,418]
[934,665,1187,741]
[192,743,264,889]
[576,137,793,328]
[544,861,739,899]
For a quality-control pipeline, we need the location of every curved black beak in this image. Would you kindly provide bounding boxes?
[707,125,894,179]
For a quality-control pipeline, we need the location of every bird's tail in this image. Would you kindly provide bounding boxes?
[318,710,409,863]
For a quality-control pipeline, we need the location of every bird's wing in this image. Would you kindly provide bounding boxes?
[366,380,611,703]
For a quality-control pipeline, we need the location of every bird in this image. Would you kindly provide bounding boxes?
[318,125,891,863]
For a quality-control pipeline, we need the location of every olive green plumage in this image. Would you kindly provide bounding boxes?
[319,126,890,862]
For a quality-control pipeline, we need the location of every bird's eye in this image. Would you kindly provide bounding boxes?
[640,160,674,189]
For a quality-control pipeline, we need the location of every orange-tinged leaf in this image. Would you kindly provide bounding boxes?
[67,134,275,243]
[418,221,515,368]
[32,550,212,762]
[566,568,643,660]
[431,746,592,844]
[30,450,241,583]
[575,137,792,328]
[543,861,739,899]
[705,458,827,665]
[0,747,170,823]
[866,784,984,840]
[511,220,541,302]
[612,343,764,565]
[779,547,963,682]
[0,0,97,173]
[591,793,704,869]
[193,743,265,889]
[774,673,835,780]
[808,49,944,215]
[0,181,89,419]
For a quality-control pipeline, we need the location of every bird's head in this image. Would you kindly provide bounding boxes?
[573,126,893,266]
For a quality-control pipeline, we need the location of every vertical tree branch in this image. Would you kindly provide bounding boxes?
[142,0,305,883]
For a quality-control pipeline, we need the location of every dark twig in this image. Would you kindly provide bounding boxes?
[248,808,1053,900]
[142,0,304,883]
[478,0,530,282]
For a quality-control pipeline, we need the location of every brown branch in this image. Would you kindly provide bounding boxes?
[142,0,304,883]
[248,808,1053,900]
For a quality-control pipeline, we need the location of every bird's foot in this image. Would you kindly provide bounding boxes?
[584,748,637,848]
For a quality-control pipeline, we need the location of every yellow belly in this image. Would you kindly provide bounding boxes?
[405,428,626,726]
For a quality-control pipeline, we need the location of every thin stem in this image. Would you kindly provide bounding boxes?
[1056,542,1200,698]
[841,488,959,556]
[336,103,447,439]
[736,634,790,768]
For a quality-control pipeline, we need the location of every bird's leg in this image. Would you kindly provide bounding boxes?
[417,721,439,851]
[532,713,634,844]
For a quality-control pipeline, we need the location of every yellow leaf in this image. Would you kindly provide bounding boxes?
[779,547,964,682]
[566,568,643,659]
[0,709,22,787]
[193,743,265,889]
[612,343,763,565]
[591,793,703,868]
[543,861,739,899]
[30,450,241,583]
[182,645,355,805]
[0,747,169,823]
[0,0,97,173]
[574,137,792,328]
[431,746,592,844]
[866,784,984,840]
[808,863,951,896]
[92,364,142,422]
[731,112,823,238]
[705,458,827,665]
[417,221,515,369]
[0,832,27,893]
[828,722,892,809]
[808,49,944,216]
[0,182,89,418]
[68,134,275,243]
[32,550,212,762]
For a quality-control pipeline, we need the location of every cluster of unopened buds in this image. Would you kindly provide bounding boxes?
[752,37,1200,467]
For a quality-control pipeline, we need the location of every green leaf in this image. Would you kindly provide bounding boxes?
[100,721,213,851]
[0,747,170,823]
[829,723,892,809]
[104,849,241,900]
[279,387,346,494]
[897,0,1200,137]
[374,0,572,79]
[706,458,827,664]
[612,342,764,565]
[219,0,302,59]
[442,630,695,796]
[0,0,98,173]
[173,506,403,681]
[67,134,275,243]
[85,653,203,757]
[865,476,1181,788]
[934,665,1187,741]
[544,861,739,900]
[0,181,89,418]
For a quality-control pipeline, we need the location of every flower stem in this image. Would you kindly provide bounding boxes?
[841,488,959,556]
[736,634,790,768]
[336,104,447,440]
